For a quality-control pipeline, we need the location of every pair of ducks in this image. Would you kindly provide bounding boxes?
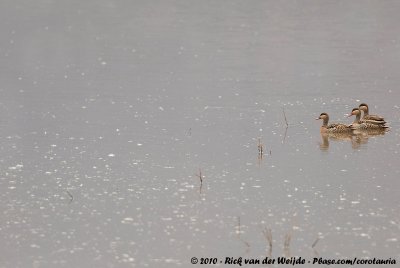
[317,103,388,133]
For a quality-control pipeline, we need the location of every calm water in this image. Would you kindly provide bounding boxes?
[1,0,400,267]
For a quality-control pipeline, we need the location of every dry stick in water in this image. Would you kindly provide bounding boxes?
[258,138,264,156]
[282,107,289,144]
[237,216,241,235]
[66,190,73,203]
[282,107,289,127]
[283,232,292,257]
[257,138,264,165]
[195,168,203,194]
[262,227,273,257]
[236,217,251,250]
[282,125,288,144]
[311,237,320,257]
[241,237,251,249]
[311,237,320,248]
[196,168,203,184]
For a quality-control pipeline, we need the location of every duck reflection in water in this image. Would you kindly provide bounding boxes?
[319,132,352,151]
[319,129,388,151]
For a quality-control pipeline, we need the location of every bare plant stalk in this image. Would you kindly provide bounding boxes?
[66,190,73,203]
[195,168,203,194]
[311,237,320,248]
[236,217,250,251]
[312,237,320,257]
[257,138,264,165]
[282,107,289,127]
[262,227,273,256]
[281,107,289,144]
[237,216,241,235]
[196,168,203,184]
[284,233,292,257]
[258,138,264,156]
[283,126,288,143]
[199,168,202,183]
[241,239,250,249]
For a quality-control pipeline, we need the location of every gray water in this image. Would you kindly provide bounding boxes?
[1,0,400,267]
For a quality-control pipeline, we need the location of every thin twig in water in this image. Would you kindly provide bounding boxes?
[66,190,73,203]
[236,217,250,251]
[257,138,264,165]
[312,237,320,248]
[241,239,251,249]
[196,168,203,184]
[311,237,320,258]
[237,216,241,235]
[312,237,320,257]
[258,138,263,156]
[284,233,292,257]
[195,168,203,194]
[282,125,288,144]
[262,227,273,256]
[282,107,288,127]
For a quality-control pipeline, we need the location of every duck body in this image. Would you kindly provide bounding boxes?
[323,123,353,133]
[348,108,389,130]
[350,122,389,130]
[363,115,386,124]
[317,113,353,133]
[359,103,386,125]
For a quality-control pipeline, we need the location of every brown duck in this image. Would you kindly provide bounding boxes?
[348,108,388,130]
[358,103,386,125]
[316,113,352,133]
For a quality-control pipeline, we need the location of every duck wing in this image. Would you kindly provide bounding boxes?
[351,122,389,130]
[327,123,352,132]
[363,114,385,122]
[360,118,386,125]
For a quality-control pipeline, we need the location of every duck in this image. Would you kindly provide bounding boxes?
[358,103,386,124]
[316,113,353,133]
[348,108,388,130]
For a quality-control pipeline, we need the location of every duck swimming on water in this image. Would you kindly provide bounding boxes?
[316,113,353,133]
[358,103,386,125]
[348,108,388,130]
